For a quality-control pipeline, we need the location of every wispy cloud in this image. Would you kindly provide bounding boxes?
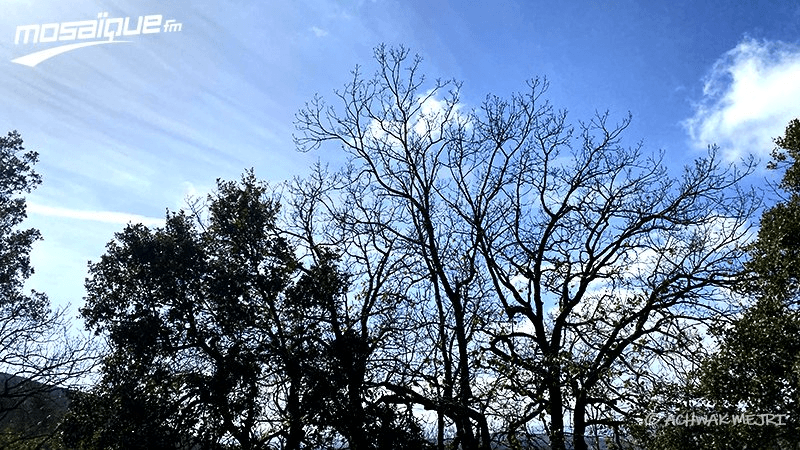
[684,38,800,160]
[310,26,329,38]
[28,203,165,227]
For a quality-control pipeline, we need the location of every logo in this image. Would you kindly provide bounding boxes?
[12,12,183,67]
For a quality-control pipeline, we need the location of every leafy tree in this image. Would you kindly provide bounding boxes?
[62,171,431,449]
[64,172,301,449]
[294,45,758,450]
[0,130,94,448]
[656,118,800,450]
[751,118,800,300]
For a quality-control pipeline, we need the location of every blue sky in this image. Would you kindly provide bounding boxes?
[2,0,800,325]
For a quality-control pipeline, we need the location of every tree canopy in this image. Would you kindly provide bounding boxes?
[667,118,800,450]
[293,45,759,450]
[0,131,94,448]
[63,171,430,449]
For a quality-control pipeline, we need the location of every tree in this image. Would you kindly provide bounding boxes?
[285,167,436,450]
[750,118,800,301]
[0,130,94,448]
[64,172,302,449]
[294,45,758,450]
[296,47,499,450]
[669,118,800,450]
[63,171,431,449]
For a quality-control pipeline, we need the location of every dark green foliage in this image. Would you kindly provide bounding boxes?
[66,172,295,449]
[699,297,800,447]
[0,130,47,443]
[770,118,800,194]
[0,131,94,448]
[0,131,47,353]
[61,384,194,450]
[0,131,42,301]
[649,119,800,449]
[63,171,431,449]
[706,119,800,446]
[748,118,800,301]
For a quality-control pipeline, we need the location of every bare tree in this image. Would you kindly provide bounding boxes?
[294,45,758,450]
[285,163,443,449]
[466,107,758,449]
[295,46,496,449]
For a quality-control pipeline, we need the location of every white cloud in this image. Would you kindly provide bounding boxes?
[684,38,800,160]
[28,203,165,227]
[365,89,468,145]
[310,26,329,38]
[413,91,468,137]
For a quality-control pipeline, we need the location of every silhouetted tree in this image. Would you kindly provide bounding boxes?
[286,169,435,449]
[0,130,94,448]
[63,171,431,449]
[294,45,759,450]
[64,173,303,448]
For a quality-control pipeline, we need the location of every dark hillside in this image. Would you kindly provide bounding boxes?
[0,372,71,445]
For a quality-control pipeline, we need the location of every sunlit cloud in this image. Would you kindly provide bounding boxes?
[684,37,800,161]
[28,203,165,227]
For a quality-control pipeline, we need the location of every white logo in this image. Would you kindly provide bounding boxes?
[12,12,183,67]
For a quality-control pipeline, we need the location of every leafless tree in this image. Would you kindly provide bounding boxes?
[294,45,759,450]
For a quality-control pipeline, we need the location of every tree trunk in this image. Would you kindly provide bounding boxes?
[573,397,588,450]
[285,367,304,450]
[345,363,368,450]
[453,298,479,450]
[547,373,567,450]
